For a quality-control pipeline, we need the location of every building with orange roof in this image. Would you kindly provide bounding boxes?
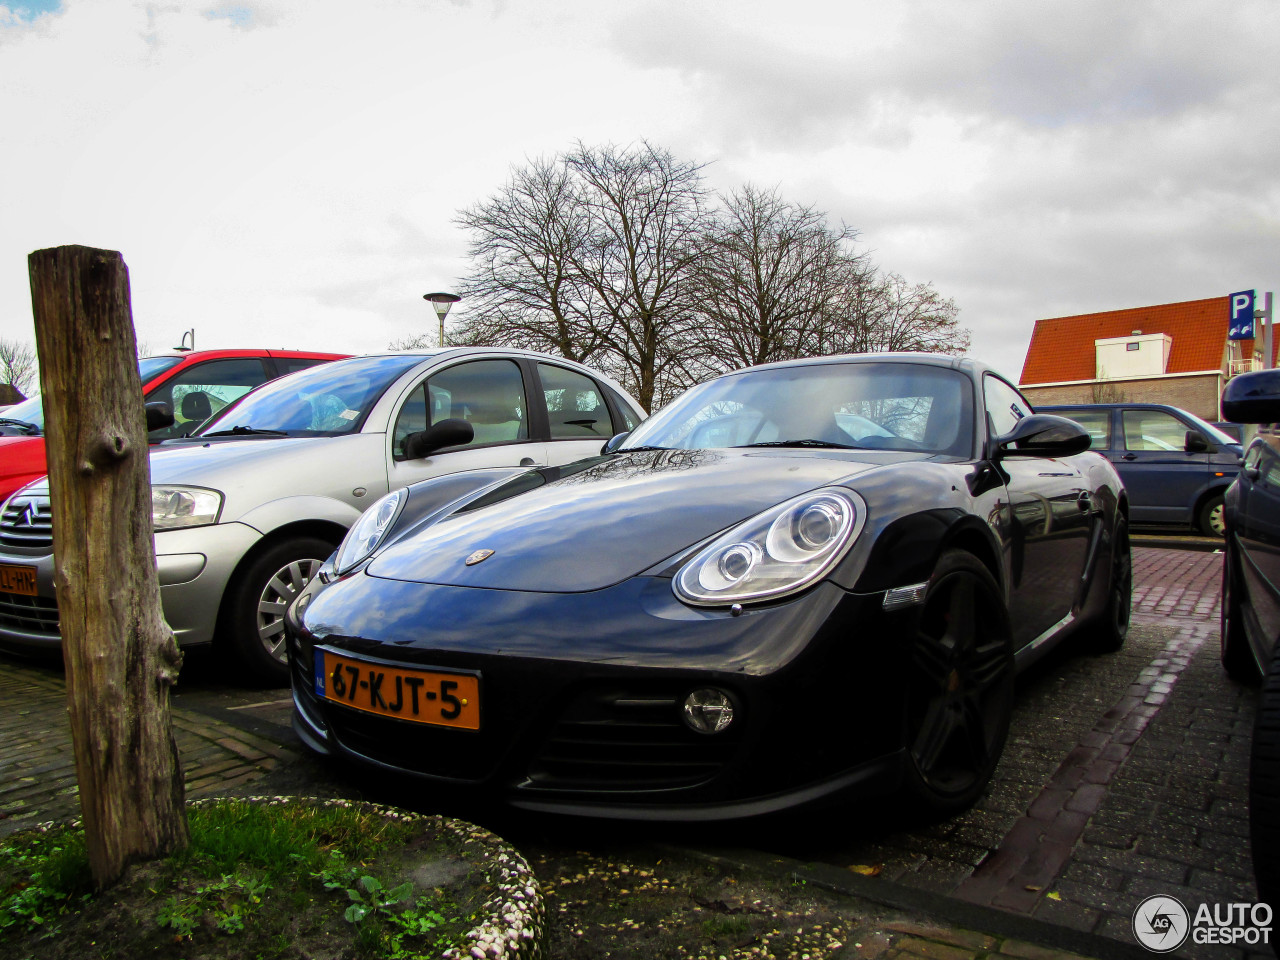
[1018,295,1277,421]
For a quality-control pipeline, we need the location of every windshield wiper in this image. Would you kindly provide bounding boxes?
[0,418,40,434]
[201,425,288,437]
[737,439,859,449]
[617,445,670,453]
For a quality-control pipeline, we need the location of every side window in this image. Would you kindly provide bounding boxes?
[1064,410,1111,449]
[983,375,1032,440]
[611,393,641,433]
[146,358,272,441]
[275,357,332,377]
[1122,410,1190,452]
[539,363,611,439]
[392,359,528,459]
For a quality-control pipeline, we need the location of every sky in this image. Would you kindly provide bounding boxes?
[1,0,1276,390]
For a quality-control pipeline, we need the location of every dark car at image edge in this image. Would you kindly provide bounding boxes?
[1217,367,1280,914]
[285,353,1132,822]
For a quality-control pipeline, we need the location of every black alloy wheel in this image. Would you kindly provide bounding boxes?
[902,550,1014,817]
[222,535,336,687]
[1091,516,1131,653]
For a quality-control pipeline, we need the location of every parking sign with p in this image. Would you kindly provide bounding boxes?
[1229,289,1256,340]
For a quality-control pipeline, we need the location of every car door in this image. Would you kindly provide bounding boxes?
[387,357,548,490]
[535,361,632,466]
[1116,407,1210,524]
[986,376,1092,646]
[1236,431,1280,653]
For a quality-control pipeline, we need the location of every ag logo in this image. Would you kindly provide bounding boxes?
[1133,895,1190,952]
[464,549,495,566]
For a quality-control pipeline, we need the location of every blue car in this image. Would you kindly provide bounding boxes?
[1037,403,1243,538]
[1218,369,1280,919]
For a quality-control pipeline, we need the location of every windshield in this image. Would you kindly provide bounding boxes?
[1183,411,1241,447]
[0,355,185,433]
[623,360,974,456]
[139,355,184,384]
[194,354,424,437]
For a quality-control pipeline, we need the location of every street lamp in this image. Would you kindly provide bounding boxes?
[423,292,461,348]
[173,329,195,352]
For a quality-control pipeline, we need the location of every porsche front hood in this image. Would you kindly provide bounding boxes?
[365,448,896,593]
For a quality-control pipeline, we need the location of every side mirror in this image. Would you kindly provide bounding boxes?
[1223,369,1280,424]
[145,401,175,432]
[1184,431,1210,453]
[404,418,474,459]
[602,432,630,455]
[994,414,1091,458]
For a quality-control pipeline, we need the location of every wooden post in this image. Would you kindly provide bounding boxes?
[28,245,188,888]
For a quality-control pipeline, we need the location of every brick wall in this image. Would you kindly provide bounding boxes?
[1021,373,1222,420]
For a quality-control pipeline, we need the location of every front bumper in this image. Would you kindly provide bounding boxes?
[0,521,264,654]
[287,569,915,819]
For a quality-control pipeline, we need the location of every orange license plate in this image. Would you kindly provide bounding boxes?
[0,563,37,597]
[314,649,480,731]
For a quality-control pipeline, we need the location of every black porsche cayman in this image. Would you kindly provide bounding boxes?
[287,353,1129,821]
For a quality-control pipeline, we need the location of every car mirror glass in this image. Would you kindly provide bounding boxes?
[994,414,1091,458]
[404,418,474,459]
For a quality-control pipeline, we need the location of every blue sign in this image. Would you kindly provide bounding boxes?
[1229,289,1256,340]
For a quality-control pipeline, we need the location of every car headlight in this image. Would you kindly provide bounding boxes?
[674,488,864,605]
[334,488,406,575]
[152,485,222,530]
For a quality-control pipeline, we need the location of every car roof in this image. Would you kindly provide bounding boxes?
[704,352,995,380]
[143,348,349,361]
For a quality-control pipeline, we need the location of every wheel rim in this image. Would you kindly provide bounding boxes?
[256,556,324,663]
[906,573,1011,795]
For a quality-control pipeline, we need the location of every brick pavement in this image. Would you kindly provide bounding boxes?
[0,663,298,837]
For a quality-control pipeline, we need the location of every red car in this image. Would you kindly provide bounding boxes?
[0,348,347,504]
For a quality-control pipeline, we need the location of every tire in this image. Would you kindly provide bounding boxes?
[1197,493,1226,539]
[900,550,1014,818]
[221,536,335,687]
[1221,543,1260,683]
[1250,636,1280,930]
[1090,516,1131,653]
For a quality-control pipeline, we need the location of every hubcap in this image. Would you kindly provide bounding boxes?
[257,557,324,663]
[1208,502,1226,538]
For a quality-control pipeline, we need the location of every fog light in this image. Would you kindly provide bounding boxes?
[683,688,735,734]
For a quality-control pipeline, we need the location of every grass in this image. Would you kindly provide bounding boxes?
[0,797,485,960]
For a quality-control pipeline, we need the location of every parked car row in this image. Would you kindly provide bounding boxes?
[0,348,644,685]
[0,348,347,503]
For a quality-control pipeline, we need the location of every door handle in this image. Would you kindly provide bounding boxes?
[519,457,537,467]
[1121,454,1137,461]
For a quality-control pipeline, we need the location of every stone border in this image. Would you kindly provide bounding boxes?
[18,794,545,960]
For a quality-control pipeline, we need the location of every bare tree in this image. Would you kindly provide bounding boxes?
[821,272,969,357]
[453,156,606,363]
[454,142,711,409]
[0,337,37,395]
[692,185,868,369]
[564,141,711,408]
